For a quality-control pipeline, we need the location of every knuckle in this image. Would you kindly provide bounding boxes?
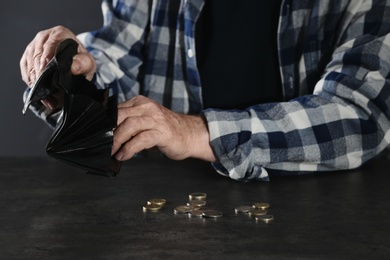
[53,25,66,31]
[51,25,67,36]
[132,95,145,103]
[35,30,46,39]
[135,131,150,144]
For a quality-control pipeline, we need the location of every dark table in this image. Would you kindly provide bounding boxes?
[1,150,390,259]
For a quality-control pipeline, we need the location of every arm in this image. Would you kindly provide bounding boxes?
[201,0,390,181]
[77,0,153,102]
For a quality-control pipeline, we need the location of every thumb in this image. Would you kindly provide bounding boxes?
[71,53,96,80]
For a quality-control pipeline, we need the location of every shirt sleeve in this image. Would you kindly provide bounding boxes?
[77,0,152,103]
[202,1,390,181]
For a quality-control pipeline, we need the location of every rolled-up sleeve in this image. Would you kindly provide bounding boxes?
[202,0,390,181]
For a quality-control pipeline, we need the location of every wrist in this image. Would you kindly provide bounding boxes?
[187,115,217,162]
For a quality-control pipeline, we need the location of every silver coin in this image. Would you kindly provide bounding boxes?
[143,204,162,212]
[202,210,223,218]
[147,198,167,207]
[189,209,204,218]
[174,205,194,214]
[248,208,267,217]
[255,215,274,223]
[187,200,206,207]
[234,206,253,214]
[189,192,207,201]
[252,202,270,210]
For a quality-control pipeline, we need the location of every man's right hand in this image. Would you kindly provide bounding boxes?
[20,26,96,110]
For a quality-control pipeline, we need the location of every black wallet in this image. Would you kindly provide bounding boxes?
[23,38,121,177]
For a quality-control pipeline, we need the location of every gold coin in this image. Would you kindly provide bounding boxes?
[252,202,270,210]
[202,210,223,218]
[255,215,274,223]
[189,209,204,218]
[189,192,207,201]
[147,198,167,207]
[234,206,253,214]
[248,208,267,217]
[143,204,162,212]
[174,205,194,214]
[187,200,206,207]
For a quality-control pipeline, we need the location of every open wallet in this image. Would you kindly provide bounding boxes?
[22,38,122,177]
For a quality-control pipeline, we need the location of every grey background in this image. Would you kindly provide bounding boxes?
[0,1,103,156]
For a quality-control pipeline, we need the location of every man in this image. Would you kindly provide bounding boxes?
[20,0,390,181]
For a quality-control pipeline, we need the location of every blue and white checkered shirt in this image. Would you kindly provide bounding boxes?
[33,0,390,181]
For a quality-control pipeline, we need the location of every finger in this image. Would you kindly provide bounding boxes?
[112,115,157,154]
[116,106,146,125]
[116,96,160,125]
[23,35,48,86]
[39,38,58,72]
[33,34,51,78]
[21,26,78,87]
[71,53,96,79]
[117,95,149,109]
[40,98,56,111]
[114,130,160,161]
[20,47,31,86]
[21,40,40,86]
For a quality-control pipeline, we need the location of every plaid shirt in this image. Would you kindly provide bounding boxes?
[33,0,390,181]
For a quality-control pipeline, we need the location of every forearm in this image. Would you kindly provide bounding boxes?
[76,0,152,102]
[184,115,217,162]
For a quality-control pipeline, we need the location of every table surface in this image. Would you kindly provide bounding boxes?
[1,150,390,259]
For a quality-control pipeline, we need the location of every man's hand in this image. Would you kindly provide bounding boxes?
[20,26,96,110]
[112,95,217,162]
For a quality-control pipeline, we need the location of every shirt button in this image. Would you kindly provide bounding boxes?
[187,49,194,58]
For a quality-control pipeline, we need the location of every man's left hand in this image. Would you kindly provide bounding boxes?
[112,95,217,162]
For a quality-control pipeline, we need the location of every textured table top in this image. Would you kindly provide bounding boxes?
[1,151,390,259]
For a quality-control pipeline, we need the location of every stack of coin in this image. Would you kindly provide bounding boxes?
[142,198,167,212]
[187,199,206,209]
[235,202,274,224]
[188,192,207,201]
[174,192,223,219]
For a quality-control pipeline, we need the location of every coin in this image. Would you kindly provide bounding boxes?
[174,205,194,214]
[189,192,207,201]
[234,206,253,214]
[189,209,204,218]
[202,210,223,218]
[248,208,267,217]
[143,204,162,212]
[187,200,206,207]
[147,198,167,207]
[252,202,270,210]
[255,215,274,223]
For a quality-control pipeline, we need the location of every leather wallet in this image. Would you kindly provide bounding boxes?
[23,38,121,177]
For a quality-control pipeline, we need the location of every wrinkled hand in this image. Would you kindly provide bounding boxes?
[20,26,96,110]
[112,95,217,162]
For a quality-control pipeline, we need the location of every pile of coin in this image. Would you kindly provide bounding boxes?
[235,202,274,223]
[142,192,273,223]
[174,192,223,219]
[142,198,167,212]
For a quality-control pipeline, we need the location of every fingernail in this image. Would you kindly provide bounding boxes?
[115,152,123,161]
